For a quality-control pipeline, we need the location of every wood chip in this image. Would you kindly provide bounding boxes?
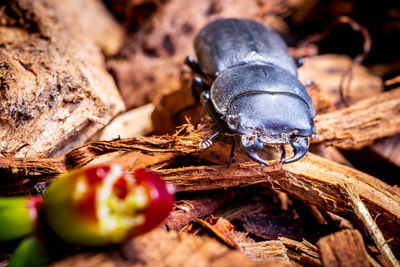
[317,229,370,267]
[239,240,291,263]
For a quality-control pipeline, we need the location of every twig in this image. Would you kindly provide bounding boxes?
[339,183,399,267]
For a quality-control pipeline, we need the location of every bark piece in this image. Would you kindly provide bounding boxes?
[317,230,370,267]
[239,240,291,263]
[52,229,292,267]
[93,104,155,141]
[165,191,237,231]
[278,237,320,260]
[278,237,321,266]
[371,134,400,167]
[299,54,383,113]
[192,216,239,249]
[314,87,400,149]
[309,144,352,167]
[242,213,324,242]
[0,0,125,158]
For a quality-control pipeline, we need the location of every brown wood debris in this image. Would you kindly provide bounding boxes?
[299,54,383,113]
[339,184,399,267]
[371,134,400,167]
[314,87,400,149]
[238,239,292,264]
[1,126,400,252]
[317,230,370,267]
[0,0,125,158]
[51,229,293,267]
[278,237,322,266]
[191,216,239,249]
[165,190,237,231]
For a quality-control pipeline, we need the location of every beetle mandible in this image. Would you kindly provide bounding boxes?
[185,18,316,165]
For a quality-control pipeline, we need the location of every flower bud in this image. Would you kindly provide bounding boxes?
[43,164,175,246]
[0,196,42,241]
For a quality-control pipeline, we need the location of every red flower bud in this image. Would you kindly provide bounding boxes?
[43,164,174,246]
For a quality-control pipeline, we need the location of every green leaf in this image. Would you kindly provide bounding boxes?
[8,236,49,267]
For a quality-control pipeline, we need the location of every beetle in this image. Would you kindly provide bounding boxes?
[185,18,316,165]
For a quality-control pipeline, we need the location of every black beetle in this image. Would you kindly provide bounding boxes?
[185,18,316,165]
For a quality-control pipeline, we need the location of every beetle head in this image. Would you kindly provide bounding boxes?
[225,93,314,165]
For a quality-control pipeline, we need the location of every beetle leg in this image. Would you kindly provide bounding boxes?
[241,135,269,166]
[199,132,220,149]
[283,137,310,164]
[191,77,210,102]
[229,137,240,166]
[279,145,286,163]
[185,56,207,78]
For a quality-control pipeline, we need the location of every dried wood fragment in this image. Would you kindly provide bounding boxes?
[165,191,237,231]
[371,134,400,167]
[242,213,324,242]
[52,229,292,267]
[239,240,291,263]
[339,184,399,267]
[278,237,321,266]
[325,212,354,230]
[193,216,239,249]
[93,104,155,141]
[317,229,370,267]
[299,54,383,113]
[0,123,207,174]
[309,144,352,167]
[0,0,125,157]
[278,236,320,259]
[314,87,400,149]
[65,124,204,167]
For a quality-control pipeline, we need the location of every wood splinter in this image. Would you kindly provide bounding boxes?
[339,184,399,267]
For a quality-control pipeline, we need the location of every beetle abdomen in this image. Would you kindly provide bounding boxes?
[194,18,297,80]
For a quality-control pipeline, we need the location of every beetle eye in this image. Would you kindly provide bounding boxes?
[225,115,239,129]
